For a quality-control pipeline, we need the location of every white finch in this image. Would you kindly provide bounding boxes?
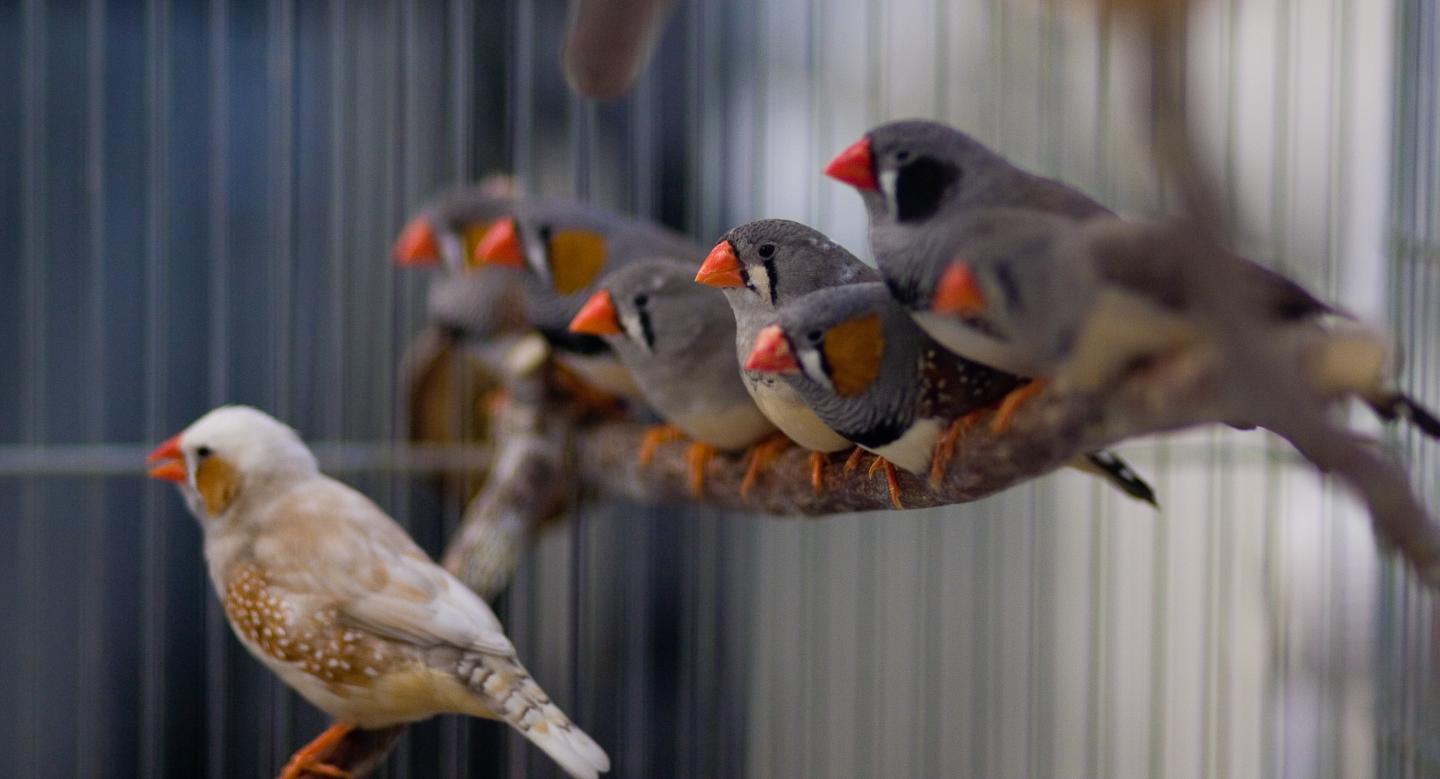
[146,405,610,779]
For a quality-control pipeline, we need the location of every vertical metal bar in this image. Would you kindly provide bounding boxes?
[205,0,231,774]
[18,0,45,775]
[78,0,107,773]
[327,0,347,440]
[141,0,172,771]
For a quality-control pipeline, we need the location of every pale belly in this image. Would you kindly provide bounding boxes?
[745,376,851,453]
[869,417,943,475]
[910,310,1040,376]
[557,351,644,400]
[670,401,777,451]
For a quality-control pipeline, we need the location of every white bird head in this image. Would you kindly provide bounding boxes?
[146,405,318,518]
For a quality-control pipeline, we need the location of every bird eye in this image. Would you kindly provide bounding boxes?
[196,446,213,460]
[806,329,823,343]
[633,293,648,307]
[757,243,776,259]
[895,150,911,162]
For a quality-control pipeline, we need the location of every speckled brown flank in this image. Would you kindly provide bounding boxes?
[223,562,402,688]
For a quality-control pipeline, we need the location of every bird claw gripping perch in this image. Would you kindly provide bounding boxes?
[990,378,1049,435]
[867,456,905,510]
[739,433,794,498]
[279,722,356,779]
[638,424,686,466]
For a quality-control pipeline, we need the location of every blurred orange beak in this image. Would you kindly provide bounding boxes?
[824,136,878,190]
[146,434,187,482]
[694,241,744,288]
[931,262,987,316]
[568,289,623,335]
[474,218,525,267]
[392,218,441,266]
[745,325,799,373]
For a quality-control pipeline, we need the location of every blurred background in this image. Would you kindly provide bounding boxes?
[0,0,1437,777]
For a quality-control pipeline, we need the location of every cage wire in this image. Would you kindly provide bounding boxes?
[0,0,1434,777]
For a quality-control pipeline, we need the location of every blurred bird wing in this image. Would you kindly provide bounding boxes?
[258,480,517,657]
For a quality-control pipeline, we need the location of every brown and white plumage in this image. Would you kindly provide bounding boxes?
[147,405,609,779]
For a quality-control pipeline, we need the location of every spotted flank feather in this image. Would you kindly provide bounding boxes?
[457,654,611,779]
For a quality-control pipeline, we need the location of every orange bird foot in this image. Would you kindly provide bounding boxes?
[686,442,716,497]
[739,433,793,498]
[279,723,355,779]
[638,424,686,466]
[866,456,905,509]
[842,446,867,475]
[930,409,985,487]
[990,378,1050,435]
[808,450,828,495]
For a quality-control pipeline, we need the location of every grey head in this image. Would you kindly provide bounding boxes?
[828,119,1111,309]
[754,282,925,449]
[491,199,702,335]
[394,183,516,271]
[580,259,753,420]
[706,219,881,361]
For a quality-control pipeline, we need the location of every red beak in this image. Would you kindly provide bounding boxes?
[694,241,745,288]
[745,325,799,373]
[931,262,987,316]
[145,434,188,482]
[568,289,623,335]
[473,218,526,267]
[823,136,878,190]
[392,218,441,266]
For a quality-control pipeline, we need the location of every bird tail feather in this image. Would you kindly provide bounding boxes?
[1070,450,1159,507]
[458,654,611,779]
[1367,393,1440,440]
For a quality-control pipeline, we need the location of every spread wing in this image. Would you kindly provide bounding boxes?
[254,478,516,657]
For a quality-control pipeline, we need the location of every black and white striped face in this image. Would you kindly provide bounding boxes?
[716,219,876,310]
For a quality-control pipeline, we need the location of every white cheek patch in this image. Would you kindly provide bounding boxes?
[619,310,651,353]
[747,263,772,303]
[880,169,900,217]
[798,347,834,394]
[439,233,465,272]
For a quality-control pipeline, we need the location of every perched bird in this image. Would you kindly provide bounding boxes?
[695,219,881,494]
[929,210,1440,436]
[823,119,1120,426]
[823,119,1336,426]
[743,282,1027,508]
[568,260,777,495]
[474,199,705,404]
[146,406,610,779]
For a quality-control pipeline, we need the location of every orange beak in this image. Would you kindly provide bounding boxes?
[473,218,525,267]
[931,262,987,316]
[823,136,878,190]
[392,217,441,266]
[568,289,623,335]
[694,241,744,288]
[745,325,799,373]
[145,434,188,482]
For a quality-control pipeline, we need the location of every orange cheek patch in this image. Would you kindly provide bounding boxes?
[196,456,241,515]
[547,230,608,295]
[462,222,493,269]
[822,314,885,397]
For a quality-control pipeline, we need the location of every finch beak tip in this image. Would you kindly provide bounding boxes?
[745,326,798,373]
[145,434,187,483]
[393,219,440,266]
[695,241,744,288]
[568,290,623,335]
[823,137,878,191]
[474,218,525,267]
[932,262,987,316]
